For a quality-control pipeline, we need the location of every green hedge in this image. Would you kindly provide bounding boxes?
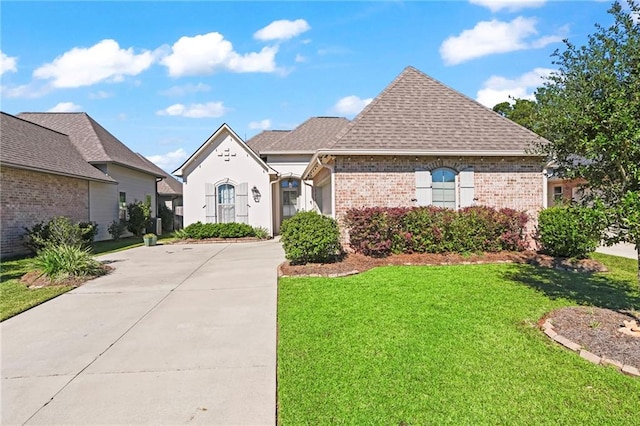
[176,222,257,239]
[280,211,342,264]
[344,206,530,257]
[536,205,605,258]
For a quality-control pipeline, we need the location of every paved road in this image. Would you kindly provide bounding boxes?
[1,240,284,425]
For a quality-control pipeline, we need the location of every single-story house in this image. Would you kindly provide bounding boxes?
[176,66,551,236]
[1,112,165,257]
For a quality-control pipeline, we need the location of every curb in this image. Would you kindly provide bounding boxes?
[541,319,639,377]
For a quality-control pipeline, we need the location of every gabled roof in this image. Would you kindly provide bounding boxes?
[173,123,278,177]
[254,117,350,154]
[246,130,290,154]
[136,153,183,196]
[326,66,548,154]
[17,112,164,178]
[0,112,115,183]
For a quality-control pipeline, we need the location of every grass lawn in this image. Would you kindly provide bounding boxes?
[278,254,640,425]
[0,233,176,321]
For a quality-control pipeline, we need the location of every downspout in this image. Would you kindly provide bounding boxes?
[542,168,548,209]
[328,164,336,219]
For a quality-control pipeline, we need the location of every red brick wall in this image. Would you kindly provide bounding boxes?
[333,155,544,221]
[1,167,89,257]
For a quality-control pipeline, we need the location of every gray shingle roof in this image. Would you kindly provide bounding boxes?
[328,66,547,153]
[0,112,115,183]
[18,112,164,177]
[246,130,289,154]
[260,117,350,153]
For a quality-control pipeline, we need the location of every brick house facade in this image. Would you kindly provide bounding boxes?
[1,167,90,256]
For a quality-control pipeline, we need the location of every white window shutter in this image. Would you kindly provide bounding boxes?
[459,167,475,208]
[415,169,432,206]
[236,182,249,224]
[205,183,216,223]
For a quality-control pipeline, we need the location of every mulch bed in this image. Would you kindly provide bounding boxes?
[545,307,640,371]
[20,264,112,288]
[279,251,607,277]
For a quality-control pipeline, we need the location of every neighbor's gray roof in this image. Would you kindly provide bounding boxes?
[0,112,115,183]
[327,66,547,153]
[18,112,164,177]
[246,130,290,154]
[136,153,183,196]
[260,117,350,153]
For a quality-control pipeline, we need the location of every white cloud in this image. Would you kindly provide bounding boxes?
[254,19,311,41]
[88,90,113,99]
[0,51,17,75]
[469,0,546,12]
[249,119,272,130]
[0,82,51,99]
[147,148,188,174]
[295,54,307,63]
[33,40,154,88]
[47,101,82,112]
[159,83,211,96]
[440,17,563,65]
[161,32,278,77]
[331,95,373,116]
[156,102,227,118]
[475,67,554,107]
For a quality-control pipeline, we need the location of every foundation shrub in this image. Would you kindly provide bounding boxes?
[280,211,342,264]
[176,222,256,239]
[536,205,605,258]
[345,206,529,256]
[23,217,98,253]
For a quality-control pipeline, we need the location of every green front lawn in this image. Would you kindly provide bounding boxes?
[277,256,640,424]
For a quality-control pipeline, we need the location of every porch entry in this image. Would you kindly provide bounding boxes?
[281,178,300,222]
[205,181,249,224]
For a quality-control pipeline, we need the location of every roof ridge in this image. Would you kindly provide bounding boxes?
[327,66,416,148]
[3,111,71,137]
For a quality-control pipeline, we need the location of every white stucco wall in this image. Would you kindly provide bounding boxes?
[182,131,273,235]
[89,181,118,241]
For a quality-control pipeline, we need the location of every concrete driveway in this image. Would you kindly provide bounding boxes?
[1,239,284,425]
[596,242,638,260]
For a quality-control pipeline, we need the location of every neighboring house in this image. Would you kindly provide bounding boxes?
[173,124,277,234]
[0,113,116,257]
[17,112,164,241]
[176,66,551,236]
[137,153,184,230]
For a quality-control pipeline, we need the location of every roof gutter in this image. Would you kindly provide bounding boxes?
[2,162,117,184]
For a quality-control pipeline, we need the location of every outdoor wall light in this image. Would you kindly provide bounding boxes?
[252,186,261,202]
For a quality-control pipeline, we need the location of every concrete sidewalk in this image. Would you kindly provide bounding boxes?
[1,239,284,425]
[595,242,638,260]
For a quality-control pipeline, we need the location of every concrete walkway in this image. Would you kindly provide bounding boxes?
[1,239,284,425]
[595,242,638,260]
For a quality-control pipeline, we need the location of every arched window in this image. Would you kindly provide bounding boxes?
[432,168,456,209]
[217,183,235,223]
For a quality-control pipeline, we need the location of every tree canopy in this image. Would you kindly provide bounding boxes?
[492,98,539,132]
[535,0,640,282]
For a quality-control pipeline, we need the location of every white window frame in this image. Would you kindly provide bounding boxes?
[431,167,457,209]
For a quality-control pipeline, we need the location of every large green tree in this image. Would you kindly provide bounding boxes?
[535,0,640,283]
[492,98,539,132]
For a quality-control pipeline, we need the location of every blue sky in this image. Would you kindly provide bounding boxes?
[1,0,613,173]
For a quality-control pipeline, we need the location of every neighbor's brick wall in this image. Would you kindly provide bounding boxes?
[333,155,544,226]
[1,167,89,257]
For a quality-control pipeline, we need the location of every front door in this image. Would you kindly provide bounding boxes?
[281,179,300,222]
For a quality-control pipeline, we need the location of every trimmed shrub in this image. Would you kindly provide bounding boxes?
[344,206,529,256]
[280,211,342,264]
[126,200,152,236]
[33,244,104,282]
[176,222,256,239]
[536,205,605,258]
[108,220,127,241]
[23,217,97,253]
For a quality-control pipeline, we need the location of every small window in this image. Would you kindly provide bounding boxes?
[432,168,456,209]
[119,192,127,220]
[553,186,563,202]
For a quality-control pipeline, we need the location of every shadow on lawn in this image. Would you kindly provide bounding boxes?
[505,265,640,311]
